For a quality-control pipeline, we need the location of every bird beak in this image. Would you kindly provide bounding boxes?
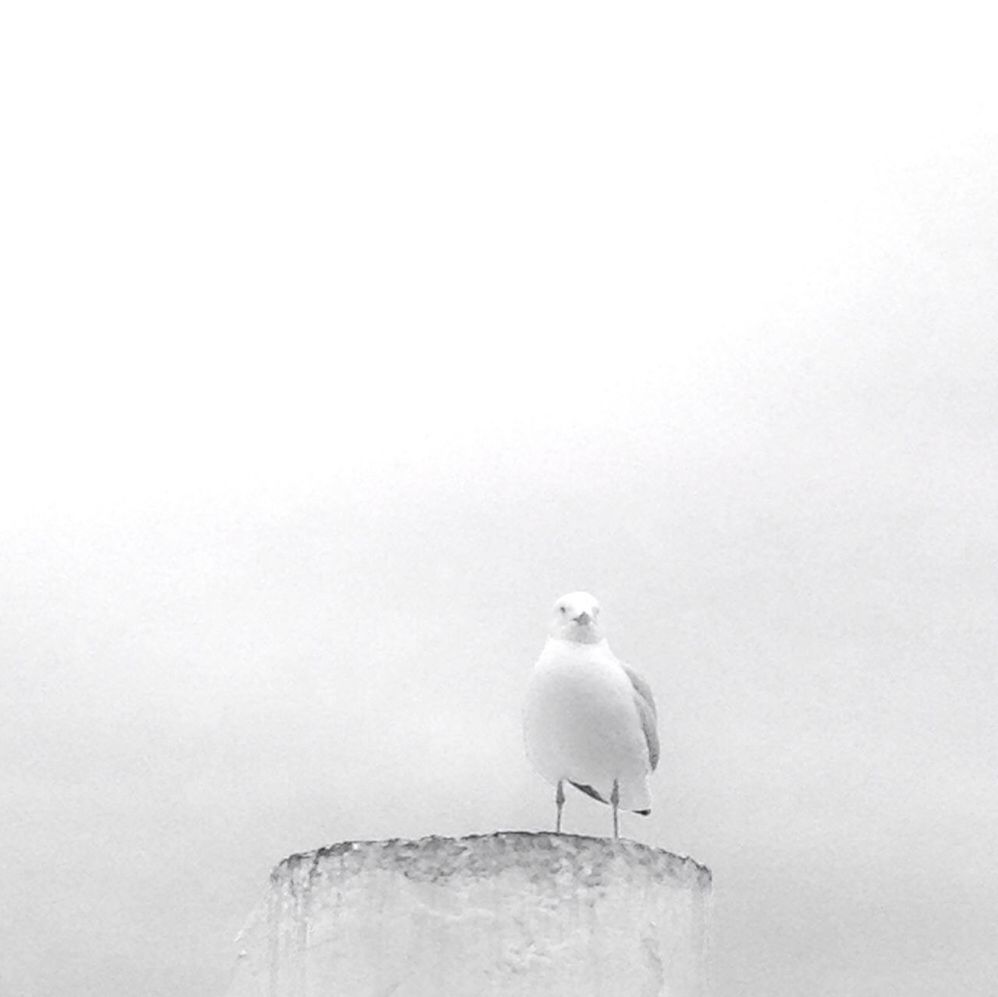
[574,611,592,626]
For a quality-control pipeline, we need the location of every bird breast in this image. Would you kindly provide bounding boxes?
[524,640,650,790]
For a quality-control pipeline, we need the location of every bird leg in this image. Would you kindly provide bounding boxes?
[611,779,620,839]
[555,779,565,833]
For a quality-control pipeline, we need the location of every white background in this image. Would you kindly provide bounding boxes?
[3,2,998,994]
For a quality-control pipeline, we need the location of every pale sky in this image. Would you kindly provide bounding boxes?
[3,2,998,995]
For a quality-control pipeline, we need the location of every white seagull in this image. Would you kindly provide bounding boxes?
[524,591,659,839]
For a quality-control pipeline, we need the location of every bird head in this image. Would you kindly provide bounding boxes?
[549,591,605,645]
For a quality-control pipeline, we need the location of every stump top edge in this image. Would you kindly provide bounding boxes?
[274,831,711,890]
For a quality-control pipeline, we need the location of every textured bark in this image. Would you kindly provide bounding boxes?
[228,831,711,997]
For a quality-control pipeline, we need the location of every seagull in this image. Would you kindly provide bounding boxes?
[523,591,659,839]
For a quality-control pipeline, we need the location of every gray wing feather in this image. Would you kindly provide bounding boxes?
[621,662,660,771]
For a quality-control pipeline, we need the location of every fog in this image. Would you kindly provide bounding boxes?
[3,3,998,995]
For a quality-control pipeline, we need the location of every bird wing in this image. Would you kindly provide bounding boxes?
[569,781,609,804]
[621,662,660,771]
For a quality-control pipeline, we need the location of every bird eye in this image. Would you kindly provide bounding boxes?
[559,606,567,614]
